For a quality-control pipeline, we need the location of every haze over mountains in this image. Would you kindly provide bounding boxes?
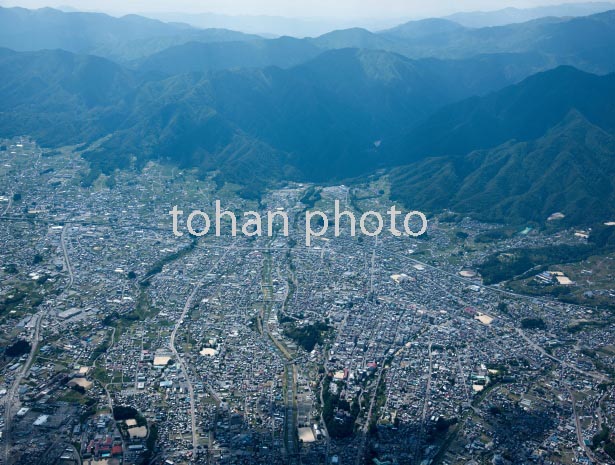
[136,11,401,38]
[59,1,615,36]
[0,7,260,61]
[444,1,615,27]
[0,4,614,224]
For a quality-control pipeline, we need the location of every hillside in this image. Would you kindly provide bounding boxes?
[390,111,615,224]
[1,9,615,226]
[392,66,615,162]
[136,37,322,73]
[0,47,135,145]
[0,47,570,182]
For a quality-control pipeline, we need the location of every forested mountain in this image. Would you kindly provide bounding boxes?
[390,112,615,224]
[0,7,615,223]
[2,7,615,73]
[390,66,615,162]
[0,6,260,61]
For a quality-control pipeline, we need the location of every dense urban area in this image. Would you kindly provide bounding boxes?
[1,137,615,465]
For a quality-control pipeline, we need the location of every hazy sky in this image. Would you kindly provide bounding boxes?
[0,0,601,19]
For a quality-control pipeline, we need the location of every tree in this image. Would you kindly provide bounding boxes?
[6,339,31,357]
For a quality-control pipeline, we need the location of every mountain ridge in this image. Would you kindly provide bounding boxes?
[390,110,615,224]
[0,6,261,62]
[391,65,615,162]
[1,11,615,225]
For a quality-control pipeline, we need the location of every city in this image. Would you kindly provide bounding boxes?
[1,138,614,465]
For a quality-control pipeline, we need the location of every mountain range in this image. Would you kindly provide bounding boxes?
[0,6,615,224]
[444,2,615,27]
[143,9,615,74]
[2,6,615,74]
[390,111,615,224]
[56,2,615,37]
[0,7,260,62]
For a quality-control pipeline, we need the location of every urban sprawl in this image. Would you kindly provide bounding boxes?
[1,138,615,465]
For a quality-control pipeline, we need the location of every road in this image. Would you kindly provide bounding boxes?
[568,388,602,464]
[260,245,299,462]
[2,309,45,464]
[169,244,235,457]
[355,359,386,465]
[405,256,592,314]
[61,225,74,288]
[0,193,11,217]
[515,328,606,382]
[283,363,299,464]
[2,221,74,464]
[369,235,378,296]
[354,302,409,465]
[407,255,609,383]
[415,341,433,462]
[456,350,470,402]
[319,370,331,465]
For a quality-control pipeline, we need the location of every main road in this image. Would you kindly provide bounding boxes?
[0,192,11,217]
[414,341,433,463]
[169,243,235,457]
[406,256,608,382]
[568,387,602,464]
[61,224,74,287]
[2,224,75,464]
[2,310,44,464]
[260,241,299,462]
